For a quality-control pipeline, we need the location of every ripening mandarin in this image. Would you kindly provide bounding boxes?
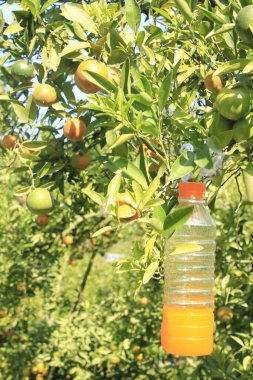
[75,59,108,93]
[33,84,57,107]
[63,235,73,245]
[204,70,223,93]
[2,135,17,150]
[70,153,89,170]
[63,118,86,141]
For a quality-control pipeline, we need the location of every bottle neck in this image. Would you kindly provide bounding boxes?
[178,198,205,205]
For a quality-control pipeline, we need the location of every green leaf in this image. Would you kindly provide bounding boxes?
[107,172,121,204]
[83,189,105,206]
[197,5,226,24]
[40,0,58,13]
[194,146,213,169]
[152,205,166,224]
[169,151,195,181]
[14,186,32,197]
[244,163,253,176]
[170,243,203,255]
[175,0,194,22]
[61,4,97,34]
[143,261,159,284]
[206,23,234,38]
[163,206,194,237]
[125,0,141,32]
[158,71,173,112]
[142,177,160,205]
[3,21,24,35]
[37,162,52,179]
[132,180,143,203]
[23,0,40,17]
[117,204,136,218]
[230,336,244,347]
[142,198,165,210]
[242,60,253,74]
[60,42,90,57]
[92,226,112,237]
[213,59,252,76]
[82,70,116,93]
[99,156,148,189]
[22,141,47,151]
[144,234,157,258]
[12,103,28,124]
[109,134,135,149]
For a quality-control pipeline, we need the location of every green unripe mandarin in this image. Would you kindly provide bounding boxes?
[233,113,253,143]
[235,5,253,47]
[26,188,54,215]
[215,87,251,121]
[11,60,35,82]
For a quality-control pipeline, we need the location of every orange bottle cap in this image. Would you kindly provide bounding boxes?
[179,182,206,200]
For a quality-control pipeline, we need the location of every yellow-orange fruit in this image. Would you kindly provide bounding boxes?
[36,363,45,374]
[91,238,96,247]
[70,153,89,170]
[2,135,17,150]
[33,84,57,107]
[63,118,86,141]
[75,59,108,93]
[204,70,223,93]
[63,235,73,245]
[140,297,150,306]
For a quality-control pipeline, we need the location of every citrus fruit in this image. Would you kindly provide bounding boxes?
[91,238,96,247]
[233,113,253,143]
[215,87,251,120]
[11,60,35,82]
[17,283,26,292]
[136,353,144,362]
[204,70,223,93]
[108,66,120,85]
[2,135,17,150]
[26,188,54,215]
[217,306,233,322]
[75,59,108,93]
[235,5,253,47]
[33,84,57,107]
[36,215,49,226]
[133,345,140,353]
[108,354,120,364]
[104,231,110,236]
[0,309,6,318]
[70,153,89,170]
[140,297,150,306]
[36,363,45,374]
[63,235,73,245]
[208,112,233,148]
[63,118,86,141]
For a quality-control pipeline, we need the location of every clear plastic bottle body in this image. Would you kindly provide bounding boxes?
[161,198,216,356]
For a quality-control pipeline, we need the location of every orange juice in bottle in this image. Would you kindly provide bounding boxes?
[161,182,216,356]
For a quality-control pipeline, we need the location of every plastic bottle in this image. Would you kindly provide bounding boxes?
[161,182,216,356]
